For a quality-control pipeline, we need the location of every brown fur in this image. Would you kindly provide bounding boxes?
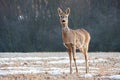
[58,7,91,74]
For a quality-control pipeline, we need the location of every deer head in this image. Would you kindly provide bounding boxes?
[58,8,70,27]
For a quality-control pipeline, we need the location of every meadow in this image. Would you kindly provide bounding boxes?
[0,52,120,80]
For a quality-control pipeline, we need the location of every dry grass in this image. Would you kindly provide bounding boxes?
[0,52,120,80]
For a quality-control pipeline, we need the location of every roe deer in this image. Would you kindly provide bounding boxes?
[57,7,91,74]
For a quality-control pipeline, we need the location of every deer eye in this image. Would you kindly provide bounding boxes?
[60,16,63,18]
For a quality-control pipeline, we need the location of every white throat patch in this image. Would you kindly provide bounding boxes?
[62,26,70,32]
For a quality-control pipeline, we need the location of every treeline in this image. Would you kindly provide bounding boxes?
[0,0,120,52]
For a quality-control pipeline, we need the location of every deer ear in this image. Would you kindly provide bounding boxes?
[65,8,70,15]
[57,7,63,15]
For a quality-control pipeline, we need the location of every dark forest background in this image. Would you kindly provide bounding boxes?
[0,0,120,52]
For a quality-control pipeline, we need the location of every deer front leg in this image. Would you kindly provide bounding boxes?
[72,45,78,74]
[68,48,73,74]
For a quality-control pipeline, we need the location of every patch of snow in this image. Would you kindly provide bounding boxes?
[85,73,93,78]
[81,73,93,78]
[89,67,99,70]
[0,69,40,76]
[49,60,85,64]
[0,57,109,76]
[46,68,63,75]
[9,69,40,75]
[46,67,71,75]
[0,57,107,63]
[0,57,69,61]
[1,66,35,70]
[0,57,38,61]
[109,68,120,71]
[0,66,67,75]
[35,61,43,64]
[0,61,14,65]
[49,58,107,64]
[0,70,9,75]
[109,75,120,80]
[76,66,99,70]
[49,59,69,64]
[89,58,107,63]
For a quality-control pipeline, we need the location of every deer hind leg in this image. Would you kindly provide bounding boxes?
[72,45,78,74]
[83,45,89,73]
[79,45,89,73]
[68,48,73,74]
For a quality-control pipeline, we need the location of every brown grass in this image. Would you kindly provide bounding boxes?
[0,52,120,80]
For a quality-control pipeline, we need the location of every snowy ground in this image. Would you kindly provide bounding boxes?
[0,52,120,80]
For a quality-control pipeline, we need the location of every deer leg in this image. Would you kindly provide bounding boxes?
[84,47,89,73]
[72,46,78,74]
[79,46,89,73]
[68,48,73,74]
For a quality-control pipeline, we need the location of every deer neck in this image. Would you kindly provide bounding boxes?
[61,23,70,32]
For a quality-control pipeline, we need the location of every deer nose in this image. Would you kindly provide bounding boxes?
[62,20,65,22]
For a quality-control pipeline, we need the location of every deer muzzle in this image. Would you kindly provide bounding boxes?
[62,20,66,22]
